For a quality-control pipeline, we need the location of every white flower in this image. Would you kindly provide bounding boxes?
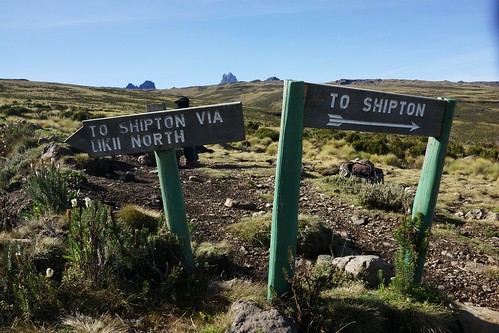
[71,198,78,208]
[45,268,54,279]
[84,197,92,208]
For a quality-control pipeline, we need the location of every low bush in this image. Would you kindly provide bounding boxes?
[25,162,79,216]
[226,214,332,258]
[357,183,414,213]
[252,127,280,142]
[445,156,499,181]
[115,204,161,233]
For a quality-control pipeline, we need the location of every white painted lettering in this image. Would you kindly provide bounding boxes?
[143,135,152,146]
[175,114,185,127]
[153,133,163,145]
[164,115,174,128]
[363,97,372,112]
[131,135,141,148]
[330,93,338,108]
[129,120,140,133]
[388,100,398,114]
[213,110,223,123]
[91,140,98,152]
[119,122,128,134]
[89,125,97,138]
[196,111,206,124]
[399,101,407,115]
[407,102,416,116]
[112,137,121,150]
[373,98,383,112]
[175,130,185,143]
[416,103,425,117]
[340,95,350,109]
[144,118,153,131]
[99,125,108,136]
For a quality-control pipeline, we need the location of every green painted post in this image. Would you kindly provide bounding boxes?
[267,80,305,300]
[155,149,195,271]
[412,98,456,284]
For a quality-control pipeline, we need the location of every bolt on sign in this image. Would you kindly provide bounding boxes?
[268,81,455,300]
[66,102,244,157]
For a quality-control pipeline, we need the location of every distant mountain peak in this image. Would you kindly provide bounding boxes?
[220,73,238,84]
[125,80,156,90]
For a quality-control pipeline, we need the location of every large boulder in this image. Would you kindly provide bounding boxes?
[227,301,299,333]
[331,255,394,288]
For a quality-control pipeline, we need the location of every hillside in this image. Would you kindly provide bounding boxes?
[0,78,498,144]
[0,78,498,331]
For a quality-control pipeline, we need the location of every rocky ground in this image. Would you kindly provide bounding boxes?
[66,153,499,311]
[3,150,498,327]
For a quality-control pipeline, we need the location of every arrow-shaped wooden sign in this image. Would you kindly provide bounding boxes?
[303,83,446,137]
[65,102,245,157]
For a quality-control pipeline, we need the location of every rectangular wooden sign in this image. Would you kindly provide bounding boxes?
[65,102,244,157]
[303,83,447,137]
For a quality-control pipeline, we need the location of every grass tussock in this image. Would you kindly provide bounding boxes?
[445,156,499,181]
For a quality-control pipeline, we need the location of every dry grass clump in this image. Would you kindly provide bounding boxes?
[62,313,128,333]
[445,156,499,181]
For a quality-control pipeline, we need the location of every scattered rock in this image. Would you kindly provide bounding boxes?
[484,211,499,221]
[137,154,156,166]
[37,135,60,145]
[188,175,203,182]
[40,143,73,161]
[120,171,135,182]
[227,301,299,333]
[456,302,499,333]
[465,209,484,220]
[350,214,368,225]
[224,198,258,210]
[332,255,394,287]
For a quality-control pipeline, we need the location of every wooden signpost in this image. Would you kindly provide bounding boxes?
[66,102,245,270]
[66,102,244,157]
[268,81,455,299]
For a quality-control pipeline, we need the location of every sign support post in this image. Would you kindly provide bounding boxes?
[155,149,195,271]
[267,81,454,300]
[411,98,456,284]
[145,103,194,271]
[267,80,305,300]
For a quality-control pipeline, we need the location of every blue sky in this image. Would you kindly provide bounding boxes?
[1,0,497,88]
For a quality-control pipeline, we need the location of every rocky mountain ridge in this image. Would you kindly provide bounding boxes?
[125,80,156,90]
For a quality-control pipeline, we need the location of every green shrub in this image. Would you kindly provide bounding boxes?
[64,199,116,288]
[253,127,280,142]
[25,162,79,216]
[0,241,61,325]
[2,106,31,116]
[466,145,498,160]
[226,214,332,258]
[65,199,185,292]
[245,120,260,135]
[392,214,430,293]
[115,204,160,233]
[0,121,37,157]
[357,183,413,213]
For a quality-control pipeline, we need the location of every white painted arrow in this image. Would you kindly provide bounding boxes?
[327,114,420,131]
